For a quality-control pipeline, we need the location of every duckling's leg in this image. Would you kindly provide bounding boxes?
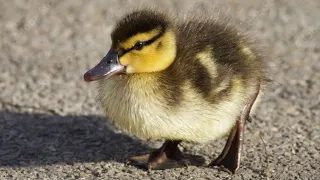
[128,140,189,170]
[209,83,260,174]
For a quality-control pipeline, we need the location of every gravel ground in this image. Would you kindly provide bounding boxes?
[0,0,319,179]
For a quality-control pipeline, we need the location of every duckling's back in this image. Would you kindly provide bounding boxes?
[160,19,265,107]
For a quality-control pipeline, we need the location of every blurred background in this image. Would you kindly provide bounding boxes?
[0,0,319,179]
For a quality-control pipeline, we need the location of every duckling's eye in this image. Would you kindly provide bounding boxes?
[133,41,144,50]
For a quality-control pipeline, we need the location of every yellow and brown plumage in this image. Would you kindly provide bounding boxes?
[84,9,265,174]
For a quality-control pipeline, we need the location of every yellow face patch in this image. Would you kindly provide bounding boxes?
[119,29,177,74]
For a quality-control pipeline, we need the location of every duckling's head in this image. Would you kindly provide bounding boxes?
[84,10,176,81]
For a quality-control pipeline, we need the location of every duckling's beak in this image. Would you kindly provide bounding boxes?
[84,49,125,82]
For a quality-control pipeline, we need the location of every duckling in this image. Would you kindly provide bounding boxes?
[84,9,265,174]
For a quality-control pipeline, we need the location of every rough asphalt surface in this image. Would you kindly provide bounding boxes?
[0,0,319,179]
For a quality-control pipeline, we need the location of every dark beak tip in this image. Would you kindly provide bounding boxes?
[83,71,93,82]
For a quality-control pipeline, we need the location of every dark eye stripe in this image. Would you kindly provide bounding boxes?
[118,30,165,57]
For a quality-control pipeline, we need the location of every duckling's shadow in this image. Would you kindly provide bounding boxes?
[0,110,152,167]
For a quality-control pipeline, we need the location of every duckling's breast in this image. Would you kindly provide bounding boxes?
[98,74,252,142]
